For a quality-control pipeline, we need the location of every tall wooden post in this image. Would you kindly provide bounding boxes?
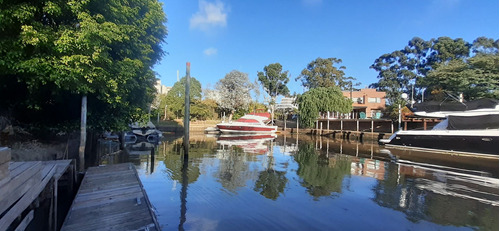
[371,119,374,134]
[283,112,287,131]
[79,95,87,172]
[296,114,299,133]
[183,62,191,157]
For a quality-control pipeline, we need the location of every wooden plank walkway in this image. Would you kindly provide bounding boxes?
[61,163,159,231]
[0,146,73,231]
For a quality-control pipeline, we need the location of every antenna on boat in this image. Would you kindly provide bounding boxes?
[442,92,467,107]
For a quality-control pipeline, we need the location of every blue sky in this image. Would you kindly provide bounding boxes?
[153,0,499,100]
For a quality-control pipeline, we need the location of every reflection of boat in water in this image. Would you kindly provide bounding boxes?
[216,134,276,154]
[396,159,499,206]
[380,99,499,156]
[126,142,156,155]
[216,113,277,133]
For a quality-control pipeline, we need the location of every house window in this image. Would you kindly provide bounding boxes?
[352,97,364,104]
[368,97,381,103]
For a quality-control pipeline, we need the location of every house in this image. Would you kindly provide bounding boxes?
[155,79,171,95]
[342,88,386,119]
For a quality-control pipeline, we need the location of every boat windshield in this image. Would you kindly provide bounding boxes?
[236,118,261,123]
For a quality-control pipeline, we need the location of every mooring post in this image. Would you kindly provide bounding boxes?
[371,119,374,134]
[315,120,318,135]
[79,95,87,172]
[296,114,299,133]
[183,62,190,157]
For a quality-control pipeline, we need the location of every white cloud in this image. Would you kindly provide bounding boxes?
[204,47,218,56]
[190,0,228,32]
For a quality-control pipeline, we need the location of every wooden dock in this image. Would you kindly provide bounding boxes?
[61,163,159,231]
[1,147,75,231]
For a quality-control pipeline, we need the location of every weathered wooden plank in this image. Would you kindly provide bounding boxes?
[0,170,42,215]
[0,165,56,231]
[63,198,151,226]
[61,163,159,231]
[0,162,42,215]
[0,162,10,188]
[43,160,72,180]
[0,147,10,164]
[72,189,143,210]
[74,185,141,203]
[14,209,34,231]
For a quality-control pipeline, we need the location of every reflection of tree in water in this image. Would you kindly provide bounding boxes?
[159,139,220,183]
[254,156,288,200]
[294,143,351,199]
[372,163,499,231]
[162,152,200,183]
[215,147,259,194]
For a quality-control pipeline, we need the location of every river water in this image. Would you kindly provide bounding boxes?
[103,134,498,231]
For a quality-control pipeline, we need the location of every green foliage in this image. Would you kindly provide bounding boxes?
[294,143,351,199]
[296,57,358,90]
[164,76,202,119]
[254,168,288,200]
[257,63,290,100]
[370,36,499,104]
[297,87,352,128]
[0,0,167,131]
[422,55,499,100]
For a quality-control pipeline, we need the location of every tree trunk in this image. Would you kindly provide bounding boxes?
[271,96,276,125]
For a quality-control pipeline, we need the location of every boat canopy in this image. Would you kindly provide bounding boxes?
[447,114,499,130]
[411,98,498,113]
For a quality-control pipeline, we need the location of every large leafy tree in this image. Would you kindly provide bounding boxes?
[0,0,167,131]
[421,38,499,100]
[297,87,352,128]
[370,36,498,104]
[296,57,357,90]
[214,70,254,120]
[370,37,433,105]
[164,77,202,119]
[257,63,290,123]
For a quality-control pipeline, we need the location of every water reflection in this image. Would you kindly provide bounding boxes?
[109,134,498,231]
[294,143,351,199]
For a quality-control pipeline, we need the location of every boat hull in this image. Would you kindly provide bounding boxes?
[385,132,499,155]
[216,124,277,133]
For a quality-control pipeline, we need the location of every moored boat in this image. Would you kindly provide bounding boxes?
[124,121,163,144]
[380,99,499,156]
[216,113,277,133]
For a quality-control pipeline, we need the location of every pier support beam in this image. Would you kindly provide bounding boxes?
[79,95,87,172]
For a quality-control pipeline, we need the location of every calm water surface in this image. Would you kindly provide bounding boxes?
[114,134,499,231]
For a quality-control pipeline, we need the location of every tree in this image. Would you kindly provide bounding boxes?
[0,0,167,131]
[296,57,357,90]
[370,37,433,104]
[214,70,254,120]
[257,63,290,123]
[423,55,499,100]
[297,87,352,128]
[370,36,498,104]
[164,77,202,119]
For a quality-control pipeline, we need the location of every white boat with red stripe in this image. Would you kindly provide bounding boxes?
[216,113,278,133]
